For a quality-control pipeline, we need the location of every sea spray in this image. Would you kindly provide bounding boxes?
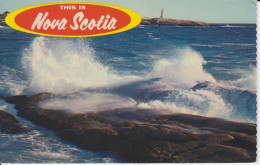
[19,37,255,122]
[22,39,215,94]
[192,81,256,122]
[228,65,257,91]
[0,22,256,163]
[0,99,116,162]
[22,37,138,94]
[0,65,26,96]
[39,93,137,114]
[148,48,215,89]
[138,89,234,120]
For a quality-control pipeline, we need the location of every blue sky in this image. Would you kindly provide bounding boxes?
[0,0,256,23]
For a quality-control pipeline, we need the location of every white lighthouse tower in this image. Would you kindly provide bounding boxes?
[160,8,164,18]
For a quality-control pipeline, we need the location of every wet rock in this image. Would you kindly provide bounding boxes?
[0,110,23,133]
[152,113,256,135]
[5,93,256,163]
[180,144,253,162]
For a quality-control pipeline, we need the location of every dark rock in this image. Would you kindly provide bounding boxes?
[0,110,24,133]
[180,144,253,162]
[5,93,256,163]
[152,113,256,135]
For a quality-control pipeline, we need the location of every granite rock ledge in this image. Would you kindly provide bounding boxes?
[5,93,256,163]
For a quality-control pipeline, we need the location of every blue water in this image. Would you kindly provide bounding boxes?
[0,24,257,163]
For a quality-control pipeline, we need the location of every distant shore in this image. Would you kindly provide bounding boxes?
[140,18,211,26]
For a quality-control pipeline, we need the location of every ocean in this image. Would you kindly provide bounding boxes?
[0,24,256,162]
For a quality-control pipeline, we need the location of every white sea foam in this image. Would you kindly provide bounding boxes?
[22,37,138,94]
[0,65,26,96]
[191,81,256,122]
[22,38,215,94]
[228,66,257,91]
[138,89,234,120]
[39,93,137,114]
[191,44,221,48]
[191,43,255,48]
[0,99,116,162]
[148,48,215,89]
[221,43,256,47]
[0,104,7,110]
[31,151,71,159]
[19,38,254,122]
[0,25,9,28]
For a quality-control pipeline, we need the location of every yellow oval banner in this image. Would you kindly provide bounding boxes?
[5,3,141,37]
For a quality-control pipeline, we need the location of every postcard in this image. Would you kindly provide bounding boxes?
[0,0,257,163]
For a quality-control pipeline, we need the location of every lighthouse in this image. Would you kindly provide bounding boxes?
[160,8,164,18]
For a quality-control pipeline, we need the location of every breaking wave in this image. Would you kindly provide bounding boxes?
[228,66,257,91]
[138,89,233,120]
[22,37,138,94]
[0,99,116,163]
[148,48,216,89]
[12,37,255,122]
[0,65,26,96]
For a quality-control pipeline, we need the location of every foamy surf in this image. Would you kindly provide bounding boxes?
[0,20,256,163]
[0,25,9,28]
[39,93,137,114]
[0,65,26,96]
[22,37,139,94]
[0,35,254,123]
[14,36,256,123]
[148,48,216,89]
[0,99,117,163]
[137,89,233,120]
[227,66,257,91]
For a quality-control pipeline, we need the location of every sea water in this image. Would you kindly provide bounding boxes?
[0,24,256,162]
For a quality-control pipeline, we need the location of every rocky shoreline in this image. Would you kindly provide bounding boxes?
[4,93,256,163]
[0,109,24,133]
[140,18,211,26]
